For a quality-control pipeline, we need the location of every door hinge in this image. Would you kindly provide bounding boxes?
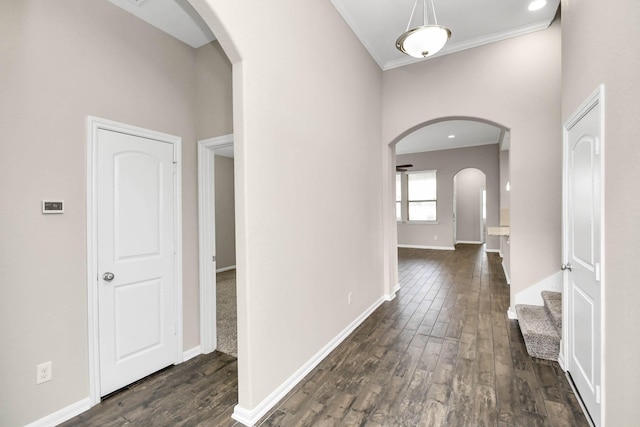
[173,322,177,335]
[596,385,601,404]
[595,137,601,155]
[595,262,601,281]
[212,255,216,262]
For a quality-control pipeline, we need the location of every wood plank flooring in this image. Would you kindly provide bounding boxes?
[62,245,588,426]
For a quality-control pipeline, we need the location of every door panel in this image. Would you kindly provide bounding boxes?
[114,278,162,361]
[97,128,177,396]
[115,153,162,259]
[572,285,594,387]
[565,97,601,425]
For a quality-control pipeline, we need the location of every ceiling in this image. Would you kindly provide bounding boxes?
[109,0,559,67]
[330,0,560,71]
[396,120,505,155]
[107,0,214,48]
[107,0,553,154]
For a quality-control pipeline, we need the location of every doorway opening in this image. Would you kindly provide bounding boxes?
[86,116,183,404]
[392,117,505,255]
[453,168,487,245]
[562,86,604,425]
[198,135,237,357]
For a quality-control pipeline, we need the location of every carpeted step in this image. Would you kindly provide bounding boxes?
[541,291,562,333]
[516,304,560,361]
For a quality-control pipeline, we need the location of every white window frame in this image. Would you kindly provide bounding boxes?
[396,169,438,224]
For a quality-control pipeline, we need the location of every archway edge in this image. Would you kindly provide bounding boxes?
[453,166,488,178]
[388,116,511,148]
[187,0,242,64]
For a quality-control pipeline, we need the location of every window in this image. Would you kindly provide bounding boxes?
[407,170,437,221]
[396,173,402,221]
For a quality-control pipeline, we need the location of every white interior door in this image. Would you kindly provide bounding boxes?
[564,91,602,425]
[97,128,178,396]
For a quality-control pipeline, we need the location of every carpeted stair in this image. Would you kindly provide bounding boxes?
[516,291,562,361]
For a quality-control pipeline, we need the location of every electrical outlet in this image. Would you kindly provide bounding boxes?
[434,235,438,241]
[36,361,52,384]
[348,292,352,305]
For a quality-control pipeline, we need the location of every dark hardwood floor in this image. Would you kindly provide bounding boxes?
[62,245,588,426]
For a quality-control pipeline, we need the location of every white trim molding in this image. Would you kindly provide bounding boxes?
[455,240,483,245]
[514,271,563,307]
[232,296,386,426]
[25,398,91,427]
[398,244,456,251]
[507,271,564,320]
[385,283,401,301]
[198,134,234,355]
[183,346,202,362]
[216,265,237,273]
[502,263,511,285]
[383,21,551,70]
[86,116,183,406]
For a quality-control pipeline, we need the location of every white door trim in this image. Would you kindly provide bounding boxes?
[562,85,605,425]
[86,116,183,405]
[198,134,234,354]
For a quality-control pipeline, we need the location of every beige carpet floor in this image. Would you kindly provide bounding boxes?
[216,269,237,357]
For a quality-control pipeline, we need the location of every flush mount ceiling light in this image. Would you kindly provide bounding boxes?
[396,0,451,59]
[528,0,547,11]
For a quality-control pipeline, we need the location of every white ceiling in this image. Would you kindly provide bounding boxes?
[107,0,214,48]
[108,0,551,154]
[396,120,503,155]
[330,0,560,70]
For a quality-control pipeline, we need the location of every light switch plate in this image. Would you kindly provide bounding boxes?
[42,200,64,214]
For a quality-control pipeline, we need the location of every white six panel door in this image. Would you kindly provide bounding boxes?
[566,100,601,425]
[97,129,177,396]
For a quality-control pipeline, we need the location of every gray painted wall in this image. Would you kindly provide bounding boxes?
[190,0,385,411]
[0,1,232,425]
[214,155,236,269]
[384,22,561,311]
[396,144,500,250]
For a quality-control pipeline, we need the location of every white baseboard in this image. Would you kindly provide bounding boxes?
[455,240,483,245]
[26,345,204,427]
[216,265,236,273]
[484,248,500,253]
[557,347,566,371]
[397,244,455,251]
[232,295,386,426]
[503,263,511,285]
[25,397,91,427]
[183,345,202,362]
[385,283,401,301]
[507,307,518,320]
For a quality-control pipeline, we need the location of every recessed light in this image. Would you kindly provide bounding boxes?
[448,134,455,139]
[528,0,547,11]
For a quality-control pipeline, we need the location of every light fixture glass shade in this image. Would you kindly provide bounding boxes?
[528,0,547,11]
[396,25,451,58]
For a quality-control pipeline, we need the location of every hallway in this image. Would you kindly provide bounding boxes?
[62,245,587,426]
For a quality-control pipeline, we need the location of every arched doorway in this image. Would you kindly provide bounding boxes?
[392,117,506,256]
